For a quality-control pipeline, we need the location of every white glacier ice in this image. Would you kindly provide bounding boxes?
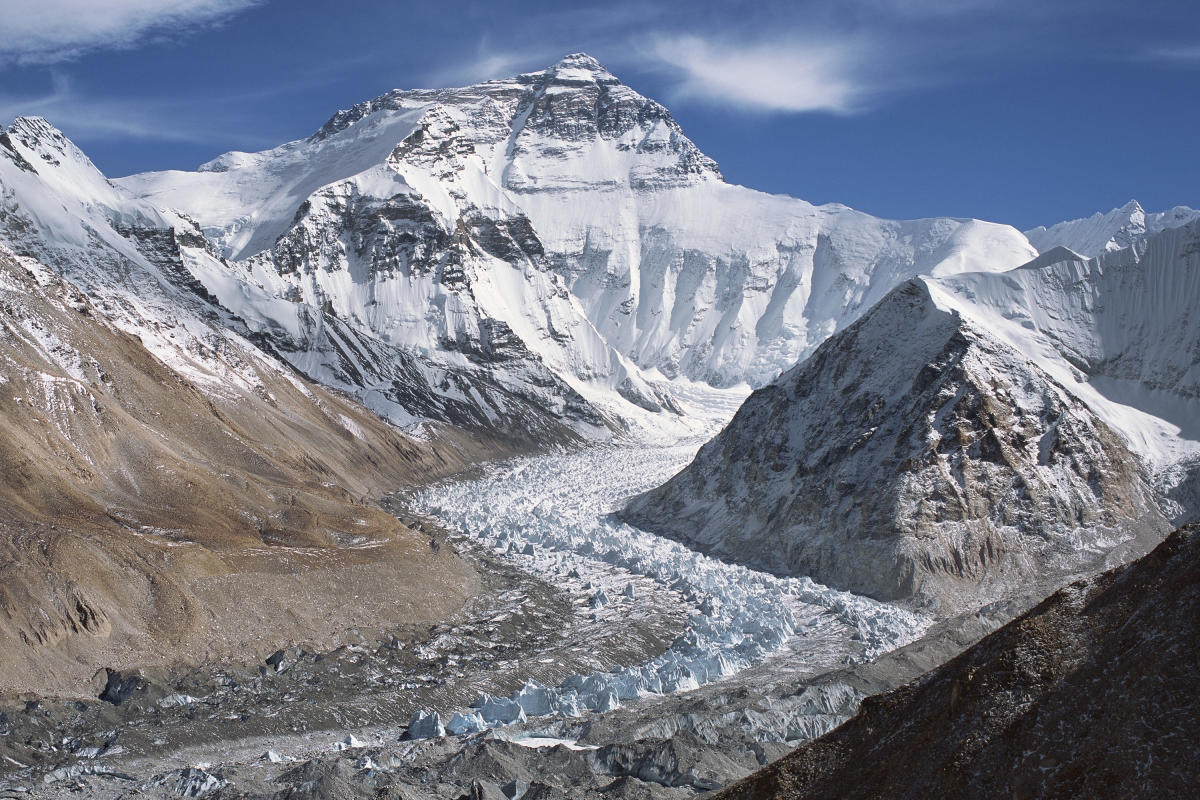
[407,390,929,738]
[406,710,446,740]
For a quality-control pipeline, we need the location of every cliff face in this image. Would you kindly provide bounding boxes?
[624,279,1168,612]
[713,524,1200,800]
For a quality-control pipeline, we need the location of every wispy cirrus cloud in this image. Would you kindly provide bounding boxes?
[0,72,304,150]
[648,35,885,114]
[0,0,260,65]
[1141,43,1200,63]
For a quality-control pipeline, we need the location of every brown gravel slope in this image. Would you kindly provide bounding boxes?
[0,251,516,697]
[712,523,1200,800]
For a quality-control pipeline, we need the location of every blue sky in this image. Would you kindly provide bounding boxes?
[0,0,1197,229]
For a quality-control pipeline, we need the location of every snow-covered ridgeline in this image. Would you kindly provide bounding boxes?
[408,436,929,738]
[1024,199,1199,258]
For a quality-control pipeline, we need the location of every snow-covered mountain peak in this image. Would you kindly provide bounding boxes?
[5,115,75,159]
[3,116,133,212]
[539,52,620,85]
[111,60,1039,430]
[0,114,194,270]
[1025,198,1200,258]
[1113,198,1145,218]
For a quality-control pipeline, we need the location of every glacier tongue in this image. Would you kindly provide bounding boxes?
[407,393,929,738]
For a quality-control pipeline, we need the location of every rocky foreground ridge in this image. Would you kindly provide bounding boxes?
[714,523,1200,800]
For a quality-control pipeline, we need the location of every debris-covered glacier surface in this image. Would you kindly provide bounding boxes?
[410,426,930,737]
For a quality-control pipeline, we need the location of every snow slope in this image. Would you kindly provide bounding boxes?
[119,53,1038,431]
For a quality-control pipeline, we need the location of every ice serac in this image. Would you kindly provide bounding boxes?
[623,275,1171,613]
[1024,198,1199,258]
[119,53,1037,428]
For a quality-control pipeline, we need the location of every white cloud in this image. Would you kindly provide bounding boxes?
[650,35,881,114]
[1143,44,1200,64]
[0,73,278,149]
[0,0,259,64]
[424,49,554,89]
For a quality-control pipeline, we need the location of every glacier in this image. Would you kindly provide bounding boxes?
[406,389,929,738]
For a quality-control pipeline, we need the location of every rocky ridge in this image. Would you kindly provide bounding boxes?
[713,524,1200,800]
[623,277,1170,612]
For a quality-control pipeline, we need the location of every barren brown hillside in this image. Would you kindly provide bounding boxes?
[0,250,515,696]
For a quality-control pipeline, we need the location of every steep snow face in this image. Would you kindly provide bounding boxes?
[624,279,1171,613]
[120,53,1037,417]
[1024,199,1199,258]
[931,221,1200,469]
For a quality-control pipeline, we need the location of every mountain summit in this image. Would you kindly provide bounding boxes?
[117,54,1037,434]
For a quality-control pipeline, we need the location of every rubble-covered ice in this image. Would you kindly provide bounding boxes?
[409,435,929,739]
